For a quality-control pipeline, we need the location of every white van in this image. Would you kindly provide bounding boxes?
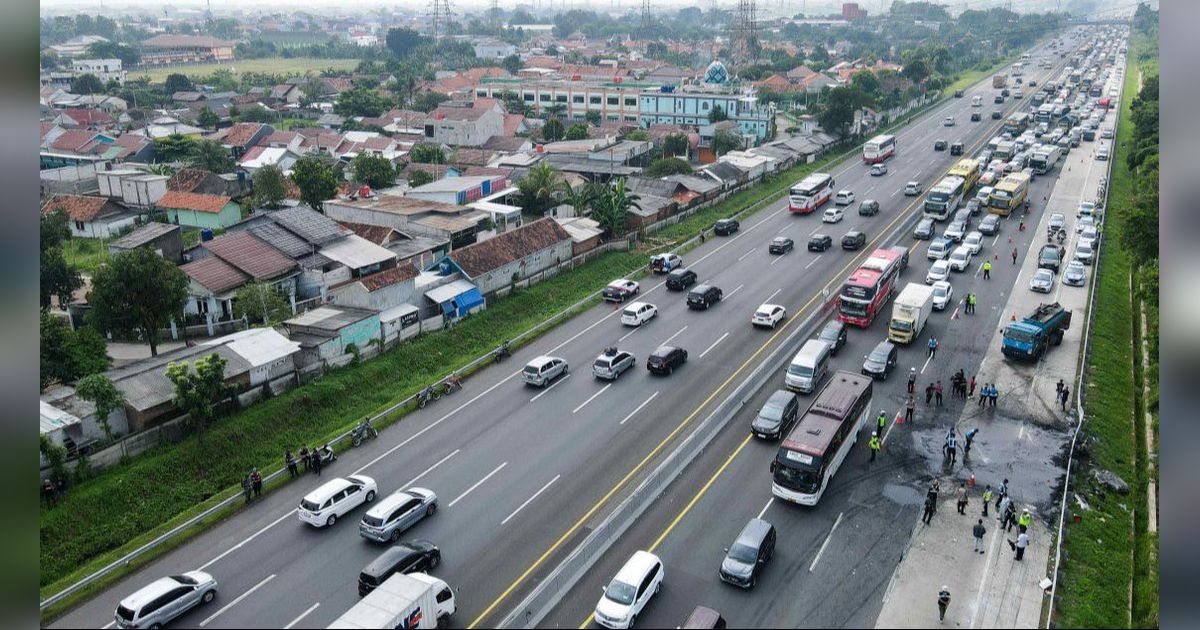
[949,245,973,271]
[784,339,832,394]
[972,94,983,107]
[594,551,664,629]
[299,475,378,528]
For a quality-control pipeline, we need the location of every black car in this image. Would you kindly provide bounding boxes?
[971,112,982,122]
[950,142,964,156]
[714,218,740,236]
[858,199,880,216]
[992,110,1003,119]
[719,518,776,589]
[862,340,898,380]
[913,217,935,240]
[934,139,947,151]
[979,213,1001,235]
[1038,243,1064,273]
[1001,88,1010,97]
[687,284,723,310]
[768,236,794,255]
[666,268,698,291]
[815,319,847,355]
[841,230,866,250]
[808,234,833,252]
[994,94,1005,104]
[647,345,688,375]
[954,89,964,98]
[358,541,440,596]
[751,390,799,440]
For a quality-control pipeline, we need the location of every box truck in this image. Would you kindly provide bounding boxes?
[888,283,934,345]
[328,573,455,629]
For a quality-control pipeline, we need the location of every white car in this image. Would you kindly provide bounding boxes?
[963,231,984,255]
[822,207,845,223]
[1030,268,1055,293]
[944,116,956,126]
[1063,260,1087,286]
[621,301,658,326]
[948,245,973,272]
[752,303,787,329]
[603,279,641,302]
[299,475,378,528]
[904,181,922,196]
[1077,201,1096,219]
[1079,226,1098,250]
[931,281,954,311]
[1074,241,1095,265]
[594,551,664,629]
[115,572,218,630]
[870,163,888,176]
[1076,215,1096,234]
[834,189,855,206]
[926,260,951,284]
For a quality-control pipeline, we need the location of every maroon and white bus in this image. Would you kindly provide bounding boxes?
[788,172,835,214]
[862,134,897,163]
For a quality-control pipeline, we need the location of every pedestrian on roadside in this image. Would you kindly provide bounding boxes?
[982,485,993,517]
[928,336,939,359]
[968,292,977,314]
[878,410,888,438]
[956,483,968,514]
[242,475,252,503]
[990,384,999,407]
[699,231,706,244]
[1018,509,1032,534]
[1012,247,1019,264]
[964,427,977,460]
[905,393,916,424]
[1061,385,1071,411]
[926,382,935,405]
[908,367,917,393]
[1009,531,1029,561]
[983,260,992,279]
[42,478,57,508]
[869,431,881,462]
[285,450,298,478]
[923,494,937,525]
[973,519,987,554]
[969,375,977,398]
[938,586,952,622]
[935,380,944,406]
[251,467,263,498]
[311,447,323,476]
[1056,378,1065,398]
[1003,501,1017,532]
[299,445,310,472]
[944,431,958,464]
[996,478,1009,510]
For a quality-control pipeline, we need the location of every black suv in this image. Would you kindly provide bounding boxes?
[666,268,698,291]
[934,140,947,151]
[954,89,964,98]
[358,541,441,596]
[815,319,847,355]
[858,199,880,216]
[971,112,982,122]
[714,218,740,236]
[768,236,794,254]
[687,284,723,310]
[1038,243,1064,273]
[808,234,833,252]
[647,345,688,375]
[862,340,898,380]
[842,230,866,250]
[992,110,1003,119]
[950,142,964,156]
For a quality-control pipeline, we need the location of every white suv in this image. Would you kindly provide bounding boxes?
[299,475,378,528]
[115,572,218,629]
[594,551,664,629]
[621,302,657,327]
[834,189,855,205]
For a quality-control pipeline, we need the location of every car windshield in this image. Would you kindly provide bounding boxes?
[728,543,759,564]
[773,460,820,492]
[788,364,813,377]
[593,358,613,369]
[891,320,913,332]
[523,365,540,375]
[116,605,136,621]
[604,580,637,606]
[1036,271,1052,282]
[869,348,890,363]
[362,514,384,527]
[934,286,948,298]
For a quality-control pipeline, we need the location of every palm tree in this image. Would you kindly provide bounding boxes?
[138,163,176,176]
[517,162,564,217]
[559,180,598,216]
[592,179,641,238]
[187,139,236,173]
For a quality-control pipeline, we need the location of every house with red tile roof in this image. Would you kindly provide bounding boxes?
[180,231,299,322]
[41,193,144,238]
[328,261,421,312]
[429,218,573,296]
[52,108,117,131]
[155,190,242,229]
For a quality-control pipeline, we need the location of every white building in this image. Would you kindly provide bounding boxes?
[71,58,126,86]
[473,39,517,60]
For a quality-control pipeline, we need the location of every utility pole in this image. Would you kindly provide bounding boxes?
[641,0,652,32]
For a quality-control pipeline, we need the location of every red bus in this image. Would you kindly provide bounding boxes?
[862,134,897,164]
[837,248,904,327]
[788,173,835,214]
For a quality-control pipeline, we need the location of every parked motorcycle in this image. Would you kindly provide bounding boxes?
[494,341,512,363]
[351,417,378,447]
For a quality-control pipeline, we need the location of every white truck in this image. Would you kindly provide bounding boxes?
[328,573,455,629]
[888,283,935,345]
[1030,144,1064,175]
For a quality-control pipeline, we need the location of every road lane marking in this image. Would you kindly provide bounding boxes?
[199,509,297,571]
[449,462,508,508]
[764,288,782,303]
[951,304,961,319]
[661,325,688,346]
[770,253,786,266]
[737,247,756,261]
[573,384,612,414]
[756,497,774,520]
[699,332,730,359]
[199,574,276,627]
[403,449,460,488]
[620,392,660,425]
[283,602,320,629]
[809,512,846,573]
[529,374,571,402]
[891,189,902,198]
[920,353,933,375]
[725,284,745,300]
[805,257,821,270]
[501,475,561,526]
[991,233,1001,247]
[102,624,114,629]
[970,522,1006,629]
[809,224,824,236]
[618,324,641,342]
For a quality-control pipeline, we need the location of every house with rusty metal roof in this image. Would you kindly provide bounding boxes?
[155,190,242,230]
[206,122,274,158]
[425,218,572,296]
[179,230,300,324]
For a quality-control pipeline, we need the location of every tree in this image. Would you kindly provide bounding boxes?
[708,104,729,123]
[300,76,326,106]
[252,164,287,209]
[663,132,690,158]
[411,91,450,113]
[585,110,602,125]
[711,128,742,156]
[542,117,565,142]
[153,133,198,163]
[334,86,390,118]
[196,106,220,130]
[187,139,236,173]
[40,208,82,309]
[644,157,693,178]
[235,105,277,123]
[851,70,880,97]
[88,248,189,357]
[70,73,104,95]
[591,179,641,237]
[233,281,291,326]
[40,310,110,390]
[516,162,564,217]
[901,58,931,84]
[817,85,871,139]
[86,41,139,67]
[385,27,426,58]
[560,180,599,215]
[406,169,434,188]
[289,156,340,213]
[75,374,125,442]
[502,53,523,75]
[407,144,447,164]
[164,73,194,94]
[351,153,397,189]
[165,353,234,440]
[565,123,590,141]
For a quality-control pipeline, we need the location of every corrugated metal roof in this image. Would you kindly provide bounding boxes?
[110,222,179,250]
[202,231,298,280]
[40,401,80,435]
[285,305,379,331]
[249,222,314,258]
[319,234,397,270]
[181,256,250,294]
[200,328,299,368]
[424,279,479,303]
[271,206,346,245]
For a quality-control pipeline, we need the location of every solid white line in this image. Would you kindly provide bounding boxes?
[974,260,986,278]
[809,224,824,236]
[920,353,933,375]
[891,189,901,198]
[725,284,745,299]
[529,374,571,402]
[699,332,730,359]
[501,474,561,525]
[199,509,296,571]
[805,257,820,270]
[809,512,845,572]
[661,325,688,346]
[283,602,320,630]
[970,524,1005,629]
[991,233,1001,247]
[764,288,782,303]
[403,449,460,488]
[449,461,508,508]
[951,304,961,319]
[756,497,774,520]
[199,573,276,627]
[770,254,786,266]
[618,324,641,342]
[573,383,612,414]
[620,391,660,425]
[102,623,114,629]
[738,247,756,261]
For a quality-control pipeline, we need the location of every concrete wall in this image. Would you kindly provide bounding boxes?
[165,203,241,229]
[70,214,140,239]
[337,314,383,351]
[472,240,574,296]
[329,278,418,313]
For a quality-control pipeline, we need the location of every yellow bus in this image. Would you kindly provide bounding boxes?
[948,158,981,193]
[988,172,1030,216]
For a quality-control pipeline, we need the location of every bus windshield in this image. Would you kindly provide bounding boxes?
[773,460,821,493]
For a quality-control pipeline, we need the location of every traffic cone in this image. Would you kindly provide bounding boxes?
[954,307,960,320]
[1011,312,1017,321]
[969,473,977,487]
[895,411,905,425]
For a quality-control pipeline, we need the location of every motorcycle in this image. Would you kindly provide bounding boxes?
[493,341,512,364]
[316,444,336,465]
[351,417,378,447]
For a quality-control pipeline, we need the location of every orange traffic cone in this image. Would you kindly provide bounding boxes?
[969,473,977,487]
[1011,312,1017,321]
[994,253,999,261]
[895,411,905,425]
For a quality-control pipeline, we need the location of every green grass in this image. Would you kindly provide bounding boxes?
[38,67,1006,621]
[274,117,321,131]
[1053,32,1156,629]
[130,57,360,83]
[62,237,110,274]
[253,32,335,48]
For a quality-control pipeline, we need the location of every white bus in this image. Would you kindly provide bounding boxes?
[788,172,835,214]
[923,176,967,221]
[771,371,873,506]
[862,134,897,164]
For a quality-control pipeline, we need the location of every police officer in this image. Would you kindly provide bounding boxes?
[981,485,993,517]
[1018,509,1032,534]
[869,431,881,462]
[877,410,888,438]
[928,336,939,359]
[983,259,993,279]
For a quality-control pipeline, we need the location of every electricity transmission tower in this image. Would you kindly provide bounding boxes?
[733,0,759,63]
[427,0,455,48]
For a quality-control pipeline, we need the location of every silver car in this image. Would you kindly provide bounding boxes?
[115,571,218,629]
[522,355,568,387]
[593,348,636,380]
[359,487,438,543]
[1030,268,1055,293]
[1063,261,1087,286]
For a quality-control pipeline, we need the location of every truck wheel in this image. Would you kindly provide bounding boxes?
[1054,331,1064,345]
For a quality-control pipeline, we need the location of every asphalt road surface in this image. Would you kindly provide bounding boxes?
[52,33,1089,630]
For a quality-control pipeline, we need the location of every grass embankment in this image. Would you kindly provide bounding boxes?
[62,237,110,275]
[39,65,1002,618]
[1054,33,1156,628]
[131,57,360,82]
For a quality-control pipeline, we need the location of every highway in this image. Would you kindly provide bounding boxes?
[52,33,1088,630]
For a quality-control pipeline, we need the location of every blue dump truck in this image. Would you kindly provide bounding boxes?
[1002,302,1073,360]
